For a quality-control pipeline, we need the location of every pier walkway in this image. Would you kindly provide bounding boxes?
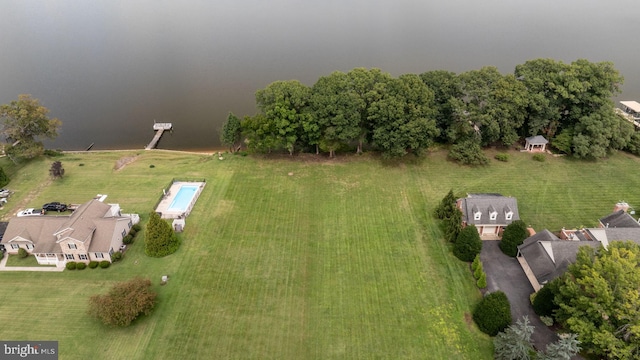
[145,122,172,150]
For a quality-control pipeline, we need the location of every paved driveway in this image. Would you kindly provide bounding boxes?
[481,240,558,351]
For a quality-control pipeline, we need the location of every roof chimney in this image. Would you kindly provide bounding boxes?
[614,202,629,213]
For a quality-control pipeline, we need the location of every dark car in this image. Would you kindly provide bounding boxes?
[42,202,68,212]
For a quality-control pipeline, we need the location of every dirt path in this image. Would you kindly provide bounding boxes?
[1,178,53,221]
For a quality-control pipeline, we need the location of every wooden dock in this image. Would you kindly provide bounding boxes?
[145,122,172,150]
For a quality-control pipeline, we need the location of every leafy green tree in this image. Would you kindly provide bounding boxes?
[369,74,439,158]
[453,225,482,262]
[540,334,581,360]
[448,138,489,166]
[255,80,311,155]
[493,316,535,360]
[476,272,487,289]
[434,189,457,220]
[87,277,157,327]
[554,241,640,358]
[473,291,512,336]
[471,254,481,273]
[145,212,180,257]
[532,280,559,317]
[499,220,528,257]
[0,94,62,160]
[241,114,280,153]
[220,112,242,153]
[419,70,461,143]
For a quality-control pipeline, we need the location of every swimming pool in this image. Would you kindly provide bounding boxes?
[167,185,199,212]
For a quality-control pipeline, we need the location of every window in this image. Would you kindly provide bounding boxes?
[505,212,513,220]
[490,212,497,220]
[95,253,104,259]
[109,248,114,256]
[79,254,88,260]
[128,220,132,229]
[474,212,481,221]
[68,243,77,250]
[121,229,126,238]
[65,254,75,260]
[11,244,19,250]
[26,244,34,250]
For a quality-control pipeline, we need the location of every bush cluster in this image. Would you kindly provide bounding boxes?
[76,262,87,270]
[111,251,123,262]
[17,248,28,258]
[88,261,99,269]
[132,223,142,232]
[123,234,134,245]
[494,153,509,162]
[473,291,512,336]
[66,262,77,270]
[471,255,487,289]
[99,260,111,268]
[533,153,546,162]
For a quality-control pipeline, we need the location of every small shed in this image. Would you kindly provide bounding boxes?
[524,135,548,152]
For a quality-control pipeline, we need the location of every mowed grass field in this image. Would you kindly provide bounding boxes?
[1,149,639,359]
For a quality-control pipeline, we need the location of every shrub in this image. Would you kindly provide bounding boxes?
[474,261,484,280]
[471,254,481,273]
[99,260,111,268]
[540,316,554,327]
[79,163,85,167]
[88,261,99,269]
[111,251,123,262]
[17,247,28,258]
[66,261,77,270]
[532,281,559,317]
[44,149,64,157]
[499,220,529,257]
[473,291,512,336]
[132,224,142,232]
[0,166,9,188]
[76,262,87,270]
[494,153,509,162]
[87,277,157,327]
[448,140,489,166]
[128,227,138,236]
[149,164,155,168]
[477,272,487,289]
[123,234,134,245]
[453,226,482,262]
[533,153,545,162]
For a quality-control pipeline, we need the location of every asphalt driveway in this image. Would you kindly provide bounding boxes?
[480,240,558,351]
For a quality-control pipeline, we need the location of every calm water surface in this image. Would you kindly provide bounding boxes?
[1,0,638,151]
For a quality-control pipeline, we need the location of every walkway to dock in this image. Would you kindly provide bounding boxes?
[145,122,172,150]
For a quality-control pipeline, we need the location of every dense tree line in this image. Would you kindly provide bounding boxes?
[223,59,634,161]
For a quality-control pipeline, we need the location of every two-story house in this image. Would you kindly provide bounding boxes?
[457,193,520,239]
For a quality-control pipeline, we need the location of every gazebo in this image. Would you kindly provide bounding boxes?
[524,135,548,152]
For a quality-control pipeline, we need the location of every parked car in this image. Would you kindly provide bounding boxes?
[17,208,43,217]
[42,202,68,212]
[0,189,10,198]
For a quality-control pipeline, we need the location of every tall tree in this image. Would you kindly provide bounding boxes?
[420,70,461,143]
[368,74,439,157]
[554,241,640,358]
[0,94,62,160]
[145,211,180,257]
[220,112,242,153]
[255,80,311,155]
[499,220,529,257]
[49,161,65,179]
[310,71,363,157]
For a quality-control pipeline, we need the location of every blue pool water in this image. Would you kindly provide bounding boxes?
[168,185,199,212]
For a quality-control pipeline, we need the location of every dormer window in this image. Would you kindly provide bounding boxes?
[472,205,481,221]
[488,205,497,220]
[68,243,77,250]
[504,205,513,221]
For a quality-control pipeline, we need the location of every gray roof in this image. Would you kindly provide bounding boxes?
[0,200,129,254]
[458,194,519,226]
[599,210,640,229]
[525,135,548,145]
[518,230,600,285]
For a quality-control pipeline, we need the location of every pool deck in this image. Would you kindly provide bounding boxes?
[156,181,205,219]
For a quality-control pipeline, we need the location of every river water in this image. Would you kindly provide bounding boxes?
[1,0,638,151]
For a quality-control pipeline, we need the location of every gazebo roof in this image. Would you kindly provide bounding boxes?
[525,135,548,145]
[620,101,640,113]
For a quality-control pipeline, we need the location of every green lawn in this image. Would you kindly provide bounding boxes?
[1,149,639,359]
